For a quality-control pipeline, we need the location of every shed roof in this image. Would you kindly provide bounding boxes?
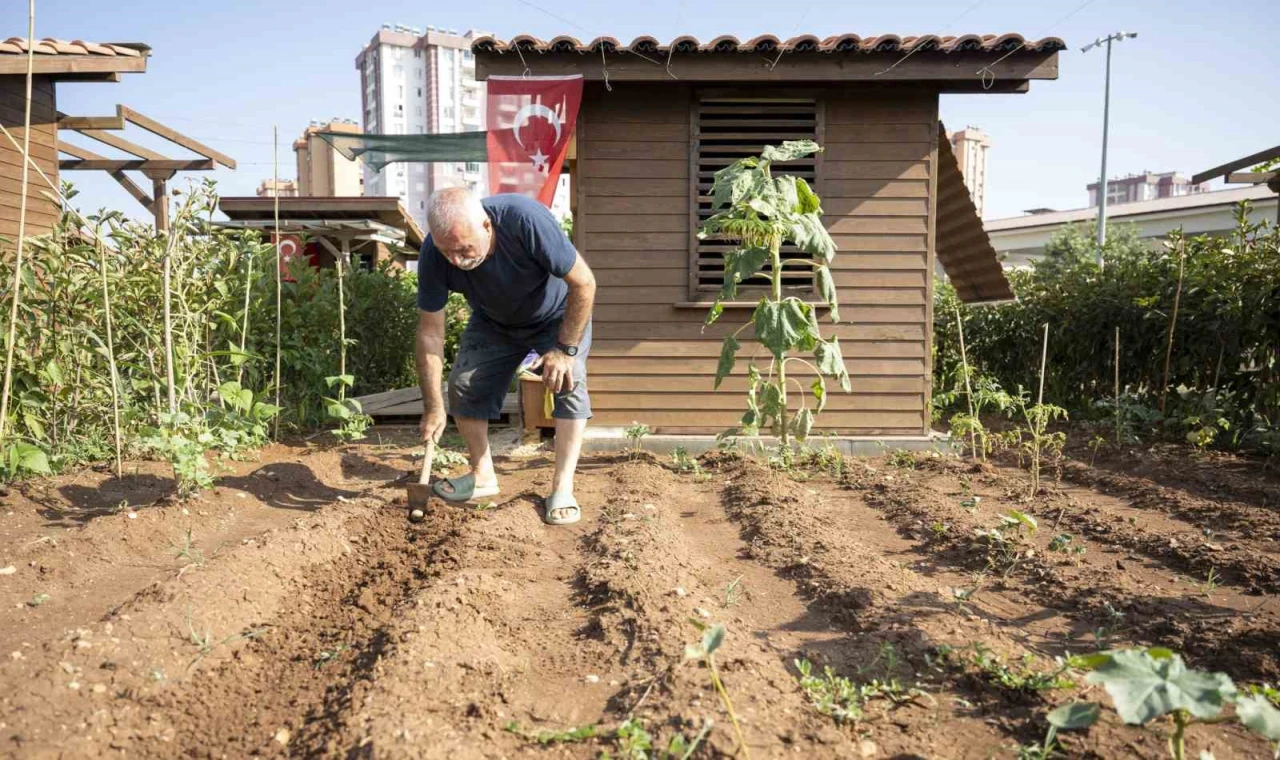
[0,37,149,79]
[936,123,1014,303]
[218,196,425,250]
[471,33,1065,55]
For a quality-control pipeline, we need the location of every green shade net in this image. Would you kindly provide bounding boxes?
[317,130,489,172]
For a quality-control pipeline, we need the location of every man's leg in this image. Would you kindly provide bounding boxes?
[539,321,592,522]
[438,319,526,498]
[548,418,587,520]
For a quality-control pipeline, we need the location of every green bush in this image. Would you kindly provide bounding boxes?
[0,180,426,480]
[934,205,1280,453]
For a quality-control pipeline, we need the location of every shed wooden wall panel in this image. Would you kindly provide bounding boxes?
[579,83,936,436]
[0,76,59,246]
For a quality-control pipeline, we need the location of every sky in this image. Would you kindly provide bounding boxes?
[6,0,1278,221]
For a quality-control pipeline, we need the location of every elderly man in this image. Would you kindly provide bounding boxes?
[415,188,596,525]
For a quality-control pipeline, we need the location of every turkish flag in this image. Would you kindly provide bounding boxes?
[486,75,582,206]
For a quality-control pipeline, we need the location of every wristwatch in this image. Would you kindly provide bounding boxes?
[556,342,579,357]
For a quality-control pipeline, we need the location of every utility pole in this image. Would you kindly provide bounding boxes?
[1082,31,1138,266]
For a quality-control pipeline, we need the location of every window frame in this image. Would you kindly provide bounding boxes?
[686,87,827,303]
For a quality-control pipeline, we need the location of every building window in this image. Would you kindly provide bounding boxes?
[413,48,421,58]
[691,94,822,297]
[417,87,423,97]
[463,49,473,62]
[415,105,423,116]
[465,162,480,173]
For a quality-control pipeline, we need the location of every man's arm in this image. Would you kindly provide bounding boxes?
[533,255,595,394]
[415,308,447,442]
[557,255,596,346]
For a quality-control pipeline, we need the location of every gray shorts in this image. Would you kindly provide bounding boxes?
[448,317,592,421]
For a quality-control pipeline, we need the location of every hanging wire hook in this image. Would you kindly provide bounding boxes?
[515,44,531,79]
[665,43,678,79]
[601,45,612,91]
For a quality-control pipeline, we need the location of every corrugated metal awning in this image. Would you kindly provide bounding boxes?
[936,123,1014,303]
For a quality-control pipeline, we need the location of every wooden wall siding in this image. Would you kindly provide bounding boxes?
[0,76,59,246]
[578,84,936,435]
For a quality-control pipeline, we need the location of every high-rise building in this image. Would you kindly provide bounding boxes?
[294,119,364,197]
[948,126,990,218]
[255,178,298,198]
[355,25,489,229]
[1087,172,1206,207]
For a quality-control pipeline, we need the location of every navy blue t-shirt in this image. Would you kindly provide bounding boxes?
[417,194,577,337]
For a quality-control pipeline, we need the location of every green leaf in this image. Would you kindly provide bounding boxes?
[1071,653,1114,670]
[815,265,839,322]
[22,411,46,442]
[711,161,765,209]
[43,361,64,387]
[715,336,740,389]
[1007,509,1039,533]
[811,376,827,413]
[814,339,852,393]
[794,176,822,215]
[790,215,837,264]
[12,442,51,475]
[702,624,725,656]
[704,300,725,328]
[761,381,786,427]
[761,140,821,162]
[325,374,355,389]
[326,400,352,420]
[756,298,820,359]
[791,407,814,440]
[1085,649,1237,725]
[720,247,771,300]
[774,175,801,213]
[1047,702,1101,730]
[748,197,780,218]
[1238,694,1280,742]
[218,381,243,404]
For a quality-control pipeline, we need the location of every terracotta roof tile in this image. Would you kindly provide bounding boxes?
[471,33,1065,56]
[0,37,150,57]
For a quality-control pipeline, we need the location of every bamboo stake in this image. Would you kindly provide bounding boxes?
[98,236,123,477]
[162,234,176,415]
[0,0,37,441]
[1114,326,1121,449]
[1033,322,1050,494]
[1159,236,1186,416]
[337,238,348,401]
[954,304,978,460]
[272,125,282,439]
[1038,322,1049,408]
[236,225,255,386]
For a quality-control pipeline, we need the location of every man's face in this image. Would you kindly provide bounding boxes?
[435,216,493,271]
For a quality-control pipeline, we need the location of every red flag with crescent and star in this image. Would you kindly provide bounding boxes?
[486,75,583,206]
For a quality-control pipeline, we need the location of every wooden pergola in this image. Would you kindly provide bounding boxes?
[57,104,236,230]
[1193,145,1280,224]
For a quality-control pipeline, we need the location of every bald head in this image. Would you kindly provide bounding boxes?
[427,187,493,271]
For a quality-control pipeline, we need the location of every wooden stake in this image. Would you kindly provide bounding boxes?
[272,125,282,438]
[98,236,123,477]
[162,233,176,415]
[337,238,348,401]
[954,304,977,460]
[1037,322,1049,408]
[236,213,255,386]
[0,0,36,441]
[1159,236,1186,416]
[1114,326,1121,449]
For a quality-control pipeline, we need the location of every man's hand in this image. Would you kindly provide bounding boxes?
[420,409,446,443]
[529,349,575,394]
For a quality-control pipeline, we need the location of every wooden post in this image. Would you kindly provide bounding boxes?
[99,237,123,477]
[1159,236,1186,416]
[954,304,977,460]
[152,176,170,231]
[337,237,349,401]
[1037,323,1049,408]
[272,125,282,438]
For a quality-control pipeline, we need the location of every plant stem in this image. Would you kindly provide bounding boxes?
[1160,235,1186,416]
[1170,710,1187,760]
[955,303,978,460]
[0,0,36,442]
[97,236,123,478]
[707,656,750,759]
[1114,325,1121,449]
[771,242,788,447]
[162,232,177,415]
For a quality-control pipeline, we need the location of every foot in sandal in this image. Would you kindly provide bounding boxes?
[433,471,500,503]
[543,491,581,525]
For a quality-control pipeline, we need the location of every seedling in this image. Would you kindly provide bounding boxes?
[1019,702,1101,760]
[313,644,349,669]
[700,140,848,446]
[503,721,597,745]
[1079,647,1280,760]
[969,644,1074,692]
[604,718,712,760]
[625,422,651,456]
[1087,435,1108,467]
[684,622,749,758]
[324,375,372,441]
[960,495,982,512]
[174,528,203,563]
[1195,568,1220,598]
[794,656,926,726]
[724,575,745,607]
[1004,389,1069,496]
[888,449,916,470]
[474,501,497,513]
[931,522,950,540]
[1091,602,1128,651]
[1048,533,1086,560]
[670,445,704,478]
[973,510,1039,578]
[28,592,50,607]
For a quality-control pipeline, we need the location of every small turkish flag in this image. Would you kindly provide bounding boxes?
[486,75,582,206]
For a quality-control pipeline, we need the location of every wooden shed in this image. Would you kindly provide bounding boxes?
[0,37,149,243]
[473,33,1062,439]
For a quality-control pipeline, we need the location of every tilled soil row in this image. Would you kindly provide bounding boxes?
[847,456,1280,684]
[1,489,396,758]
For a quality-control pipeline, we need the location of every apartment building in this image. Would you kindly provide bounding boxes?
[294,119,364,197]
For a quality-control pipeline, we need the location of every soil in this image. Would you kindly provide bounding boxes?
[1,431,1277,758]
